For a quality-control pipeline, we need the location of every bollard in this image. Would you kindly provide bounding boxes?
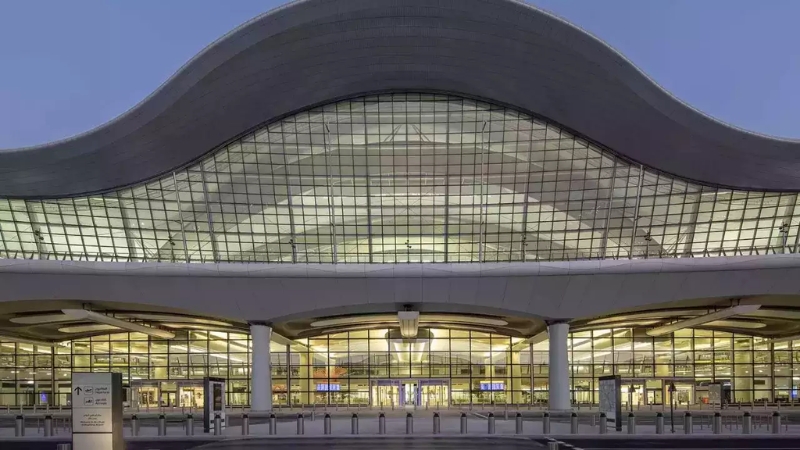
[543,412,551,434]
[713,412,722,435]
[433,412,441,434]
[591,414,596,428]
[741,413,751,434]
[269,413,277,435]
[488,412,496,434]
[186,414,194,436]
[158,414,167,436]
[655,412,664,434]
[515,412,523,434]
[297,413,305,435]
[324,413,332,435]
[599,413,607,434]
[131,414,139,436]
[351,413,358,435]
[240,414,248,436]
[684,412,693,435]
[15,415,24,437]
[214,414,222,436]
[55,444,72,450]
[460,412,468,434]
[627,413,636,435]
[772,412,781,435]
[548,441,559,450]
[378,412,386,434]
[406,412,414,434]
[570,412,578,434]
[44,415,53,437]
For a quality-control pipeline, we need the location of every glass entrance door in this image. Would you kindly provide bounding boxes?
[179,386,204,408]
[403,382,418,406]
[374,384,400,408]
[136,386,159,409]
[372,379,449,407]
[419,379,449,408]
[647,389,663,405]
[372,380,401,408]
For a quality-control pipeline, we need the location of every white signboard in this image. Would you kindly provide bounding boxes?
[599,378,617,418]
[598,375,622,431]
[72,372,122,450]
[73,379,112,432]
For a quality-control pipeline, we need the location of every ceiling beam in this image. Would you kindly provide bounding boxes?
[61,309,175,339]
[759,334,800,346]
[646,305,761,337]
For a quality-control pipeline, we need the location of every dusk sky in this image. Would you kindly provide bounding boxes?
[1,0,798,148]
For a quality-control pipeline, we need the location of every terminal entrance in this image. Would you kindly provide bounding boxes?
[131,380,205,409]
[371,379,449,407]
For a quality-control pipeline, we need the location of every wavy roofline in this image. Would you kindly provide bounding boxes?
[2,0,796,155]
[514,0,799,144]
[0,0,798,196]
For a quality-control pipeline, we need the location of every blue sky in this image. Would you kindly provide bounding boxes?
[0,0,798,148]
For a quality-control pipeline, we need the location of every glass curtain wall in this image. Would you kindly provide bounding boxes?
[0,327,798,407]
[2,93,800,264]
[564,329,798,406]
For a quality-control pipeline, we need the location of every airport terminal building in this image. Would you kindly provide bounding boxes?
[2,0,800,411]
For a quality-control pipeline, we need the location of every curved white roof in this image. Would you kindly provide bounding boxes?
[1,0,799,198]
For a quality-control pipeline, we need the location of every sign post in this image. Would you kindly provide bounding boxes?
[598,375,622,432]
[71,372,123,450]
[203,377,226,433]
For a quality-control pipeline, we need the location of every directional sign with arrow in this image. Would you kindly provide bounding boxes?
[74,386,83,395]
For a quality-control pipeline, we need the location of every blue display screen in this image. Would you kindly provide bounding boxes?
[480,382,504,391]
[316,383,341,392]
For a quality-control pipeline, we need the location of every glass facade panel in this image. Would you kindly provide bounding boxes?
[2,93,799,264]
[0,327,796,407]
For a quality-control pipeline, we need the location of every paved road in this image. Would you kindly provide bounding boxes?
[543,437,800,450]
[6,436,800,450]
[0,439,217,450]
[0,437,541,450]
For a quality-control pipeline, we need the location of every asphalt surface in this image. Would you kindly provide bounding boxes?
[0,437,540,450]
[0,439,217,450]
[542,437,800,450]
[6,437,800,450]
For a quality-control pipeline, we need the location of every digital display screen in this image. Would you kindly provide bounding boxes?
[480,382,504,391]
[213,383,223,411]
[316,383,341,392]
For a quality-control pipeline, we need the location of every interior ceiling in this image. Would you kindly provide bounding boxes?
[0,294,799,343]
[274,312,544,339]
[0,300,247,343]
[570,295,800,338]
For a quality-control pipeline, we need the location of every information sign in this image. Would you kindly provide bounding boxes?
[598,375,622,431]
[71,372,123,450]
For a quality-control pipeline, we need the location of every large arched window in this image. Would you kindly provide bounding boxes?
[1,93,798,263]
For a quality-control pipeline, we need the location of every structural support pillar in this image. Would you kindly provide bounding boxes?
[548,322,570,411]
[251,323,272,411]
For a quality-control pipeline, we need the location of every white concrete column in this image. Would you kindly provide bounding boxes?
[548,322,570,410]
[250,323,272,411]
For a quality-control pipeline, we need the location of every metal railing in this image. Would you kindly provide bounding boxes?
[1,409,796,438]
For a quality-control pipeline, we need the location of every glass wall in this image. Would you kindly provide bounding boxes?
[565,328,800,406]
[2,93,800,264]
[291,329,530,407]
[0,327,797,407]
